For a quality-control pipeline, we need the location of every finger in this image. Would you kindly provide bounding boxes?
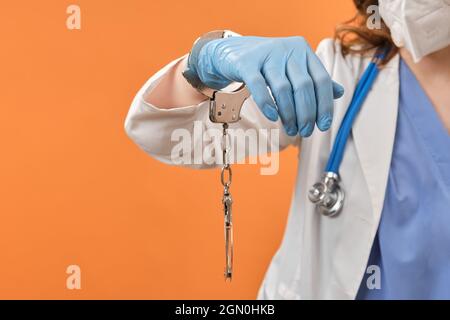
[262,64,298,136]
[305,50,335,132]
[243,71,279,122]
[286,56,317,137]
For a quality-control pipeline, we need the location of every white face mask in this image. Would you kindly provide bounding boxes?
[378,0,450,62]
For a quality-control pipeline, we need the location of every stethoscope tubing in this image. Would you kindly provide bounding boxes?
[325,50,387,174]
[309,48,389,217]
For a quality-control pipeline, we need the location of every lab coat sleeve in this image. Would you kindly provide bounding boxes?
[124,55,298,169]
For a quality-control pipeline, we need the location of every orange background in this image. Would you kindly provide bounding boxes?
[0,1,354,299]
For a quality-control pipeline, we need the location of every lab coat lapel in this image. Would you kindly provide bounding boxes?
[352,54,400,225]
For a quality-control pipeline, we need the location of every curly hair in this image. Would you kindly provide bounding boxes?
[335,0,398,64]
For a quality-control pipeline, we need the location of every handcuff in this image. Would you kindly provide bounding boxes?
[182,30,250,281]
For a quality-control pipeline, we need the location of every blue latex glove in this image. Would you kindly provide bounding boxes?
[190,36,345,137]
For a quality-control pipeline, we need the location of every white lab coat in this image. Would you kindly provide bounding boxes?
[124,38,400,300]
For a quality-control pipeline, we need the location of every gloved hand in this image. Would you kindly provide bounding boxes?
[189,36,345,137]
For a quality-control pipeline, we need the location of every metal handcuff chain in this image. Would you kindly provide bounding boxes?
[212,86,250,281]
[182,30,251,281]
[221,123,233,281]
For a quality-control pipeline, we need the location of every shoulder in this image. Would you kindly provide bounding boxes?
[315,38,341,61]
[315,38,371,80]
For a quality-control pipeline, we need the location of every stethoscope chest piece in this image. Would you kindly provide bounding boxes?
[308,172,345,217]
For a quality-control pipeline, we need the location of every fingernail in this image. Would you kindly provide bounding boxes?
[286,126,298,136]
[263,104,279,122]
[318,114,332,131]
[300,123,313,137]
[334,83,345,98]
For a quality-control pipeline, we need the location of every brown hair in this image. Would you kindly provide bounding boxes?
[335,0,398,64]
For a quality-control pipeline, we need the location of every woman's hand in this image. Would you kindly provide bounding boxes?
[192,36,344,137]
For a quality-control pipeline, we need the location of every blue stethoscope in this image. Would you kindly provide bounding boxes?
[308,49,388,217]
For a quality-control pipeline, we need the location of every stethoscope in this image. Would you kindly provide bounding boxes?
[308,48,388,217]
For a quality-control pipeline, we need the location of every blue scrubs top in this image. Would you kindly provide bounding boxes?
[357,59,450,299]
